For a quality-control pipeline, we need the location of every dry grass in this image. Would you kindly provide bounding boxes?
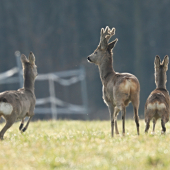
[0,119,170,170]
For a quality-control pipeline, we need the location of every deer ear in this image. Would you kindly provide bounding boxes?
[20,54,29,64]
[28,51,35,65]
[154,55,161,68]
[108,38,118,50]
[163,55,169,70]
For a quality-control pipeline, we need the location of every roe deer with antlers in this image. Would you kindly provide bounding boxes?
[145,55,170,134]
[87,26,140,137]
[0,52,37,139]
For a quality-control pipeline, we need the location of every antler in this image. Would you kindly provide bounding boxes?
[99,26,116,49]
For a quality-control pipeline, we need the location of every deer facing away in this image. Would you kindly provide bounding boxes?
[0,52,37,139]
[145,55,170,134]
[87,26,140,137]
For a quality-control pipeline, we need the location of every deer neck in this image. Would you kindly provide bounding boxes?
[98,54,115,85]
[156,70,166,89]
[23,73,35,93]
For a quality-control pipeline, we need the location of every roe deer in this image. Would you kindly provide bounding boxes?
[87,26,140,137]
[145,55,170,134]
[0,52,37,139]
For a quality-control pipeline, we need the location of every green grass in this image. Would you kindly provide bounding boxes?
[0,120,170,170]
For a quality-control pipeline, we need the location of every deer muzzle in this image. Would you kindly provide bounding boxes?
[87,56,92,63]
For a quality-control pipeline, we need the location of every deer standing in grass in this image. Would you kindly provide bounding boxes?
[145,55,170,134]
[87,26,140,137]
[0,52,37,139]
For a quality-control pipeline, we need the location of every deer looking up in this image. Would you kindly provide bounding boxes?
[0,52,37,139]
[87,26,140,137]
[145,55,170,134]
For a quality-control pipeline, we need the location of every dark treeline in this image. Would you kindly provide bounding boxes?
[0,0,170,119]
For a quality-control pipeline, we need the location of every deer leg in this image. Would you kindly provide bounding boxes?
[161,118,166,134]
[21,116,33,133]
[145,118,150,133]
[108,105,114,137]
[121,106,126,136]
[0,120,14,140]
[115,114,119,135]
[19,118,24,131]
[112,107,120,137]
[134,107,140,135]
[131,94,140,135]
[152,118,157,134]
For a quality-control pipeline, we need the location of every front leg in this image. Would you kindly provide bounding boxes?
[108,104,114,137]
[21,115,33,133]
[108,105,119,137]
[19,118,24,131]
[121,106,126,136]
[115,112,119,134]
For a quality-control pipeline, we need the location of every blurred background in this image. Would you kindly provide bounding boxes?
[0,0,170,120]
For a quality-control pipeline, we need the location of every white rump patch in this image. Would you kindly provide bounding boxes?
[0,102,13,115]
[147,102,166,110]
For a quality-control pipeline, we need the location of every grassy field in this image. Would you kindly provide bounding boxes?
[0,120,170,170]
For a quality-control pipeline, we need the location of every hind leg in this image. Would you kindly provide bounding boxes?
[145,110,151,133]
[161,116,169,134]
[134,107,140,135]
[161,118,166,134]
[131,95,140,135]
[0,119,15,140]
[152,118,157,134]
[145,118,151,133]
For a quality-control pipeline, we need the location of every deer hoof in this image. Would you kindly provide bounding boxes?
[161,131,165,135]
[19,123,24,131]
[0,136,4,140]
[21,127,27,133]
[151,132,155,135]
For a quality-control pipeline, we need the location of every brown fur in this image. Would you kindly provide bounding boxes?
[0,52,37,139]
[87,26,140,137]
[145,55,170,134]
